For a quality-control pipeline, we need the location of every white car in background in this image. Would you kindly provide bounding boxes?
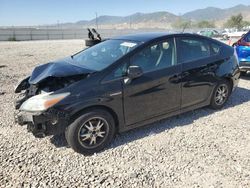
[222,29,247,39]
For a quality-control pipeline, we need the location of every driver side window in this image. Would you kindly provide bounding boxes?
[130,38,176,73]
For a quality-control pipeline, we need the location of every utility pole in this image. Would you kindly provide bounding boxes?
[95,12,98,29]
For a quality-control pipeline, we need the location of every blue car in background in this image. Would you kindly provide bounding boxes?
[233,30,250,75]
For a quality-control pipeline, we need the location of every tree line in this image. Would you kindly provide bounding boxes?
[173,13,250,29]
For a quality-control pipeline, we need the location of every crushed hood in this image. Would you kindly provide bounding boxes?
[29,57,94,84]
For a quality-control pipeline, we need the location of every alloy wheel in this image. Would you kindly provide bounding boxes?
[215,84,229,106]
[78,117,109,149]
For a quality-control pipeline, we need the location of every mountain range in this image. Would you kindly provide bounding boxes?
[60,4,250,29]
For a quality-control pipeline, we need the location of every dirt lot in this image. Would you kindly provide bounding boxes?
[0,40,249,187]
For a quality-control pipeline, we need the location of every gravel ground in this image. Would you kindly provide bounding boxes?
[0,40,249,188]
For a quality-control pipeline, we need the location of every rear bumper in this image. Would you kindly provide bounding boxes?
[239,62,250,72]
[14,108,70,138]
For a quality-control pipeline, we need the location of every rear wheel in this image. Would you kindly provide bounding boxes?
[210,80,231,110]
[65,109,116,155]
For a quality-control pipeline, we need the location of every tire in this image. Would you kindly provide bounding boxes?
[65,109,116,155]
[210,80,231,110]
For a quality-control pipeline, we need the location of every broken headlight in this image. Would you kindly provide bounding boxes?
[20,92,70,112]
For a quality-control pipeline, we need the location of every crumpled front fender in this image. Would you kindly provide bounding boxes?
[15,76,30,93]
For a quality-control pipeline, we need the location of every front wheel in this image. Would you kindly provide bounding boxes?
[210,80,231,110]
[65,109,116,155]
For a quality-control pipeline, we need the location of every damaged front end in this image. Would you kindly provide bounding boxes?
[15,108,70,138]
[14,59,92,137]
[14,74,86,109]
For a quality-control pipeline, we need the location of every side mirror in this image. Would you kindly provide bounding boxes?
[127,66,143,79]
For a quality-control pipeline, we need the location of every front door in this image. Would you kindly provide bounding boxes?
[123,38,182,125]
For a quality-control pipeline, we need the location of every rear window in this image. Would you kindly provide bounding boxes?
[178,38,210,63]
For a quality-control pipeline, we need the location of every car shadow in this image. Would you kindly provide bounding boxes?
[50,86,250,151]
[50,133,69,148]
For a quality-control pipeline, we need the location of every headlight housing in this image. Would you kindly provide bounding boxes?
[20,92,70,112]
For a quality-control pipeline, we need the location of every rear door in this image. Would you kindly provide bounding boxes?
[176,36,219,108]
[123,38,182,125]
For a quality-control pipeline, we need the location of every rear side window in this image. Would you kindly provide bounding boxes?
[177,37,210,63]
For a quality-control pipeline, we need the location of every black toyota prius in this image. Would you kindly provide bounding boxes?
[15,33,240,154]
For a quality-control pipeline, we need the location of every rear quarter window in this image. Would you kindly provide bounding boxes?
[177,37,210,63]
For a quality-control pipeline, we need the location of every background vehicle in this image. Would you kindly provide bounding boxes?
[233,30,250,75]
[197,30,223,38]
[15,33,240,154]
[222,29,247,40]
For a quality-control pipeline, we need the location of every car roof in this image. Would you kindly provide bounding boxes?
[112,32,204,43]
[112,32,174,42]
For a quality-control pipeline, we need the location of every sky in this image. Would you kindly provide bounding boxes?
[0,0,249,26]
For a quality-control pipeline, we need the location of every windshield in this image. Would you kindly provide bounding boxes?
[72,39,140,71]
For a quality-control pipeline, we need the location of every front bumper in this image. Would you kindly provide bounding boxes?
[15,108,70,138]
[239,62,250,72]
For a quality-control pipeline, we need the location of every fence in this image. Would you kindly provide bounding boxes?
[0,28,170,41]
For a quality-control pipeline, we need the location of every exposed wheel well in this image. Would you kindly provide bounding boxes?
[69,105,119,131]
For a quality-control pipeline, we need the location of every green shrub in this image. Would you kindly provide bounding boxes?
[8,37,17,41]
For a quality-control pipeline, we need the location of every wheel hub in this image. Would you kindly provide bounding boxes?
[78,117,108,148]
[215,84,228,105]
